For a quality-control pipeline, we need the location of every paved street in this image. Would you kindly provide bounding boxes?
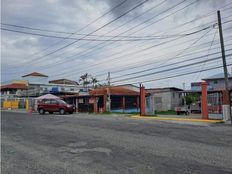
[1,111,232,174]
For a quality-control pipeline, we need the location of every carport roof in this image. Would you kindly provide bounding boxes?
[90,86,139,96]
[0,83,28,90]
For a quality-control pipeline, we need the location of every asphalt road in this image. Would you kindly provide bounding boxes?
[1,111,232,174]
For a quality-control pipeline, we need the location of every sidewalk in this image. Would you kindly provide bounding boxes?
[131,115,224,124]
[1,109,225,125]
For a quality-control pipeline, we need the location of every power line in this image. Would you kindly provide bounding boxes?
[54,22,213,77]
[2,26,214,41]
[111,53,232,83]
[19,0,150,62]
[7,0,232,72]
[194,29,218,81]
[95,38,232,78]
[112,61,232,85]
[4,0,168,69]
[50,0,198,73]
[1,0,129,67]
[3,0,151,70]
[3,1,232,77]
[111,48,232,81]
[2,3,232,39]
[3,0,188,72]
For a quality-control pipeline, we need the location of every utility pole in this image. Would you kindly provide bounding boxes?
[217,10,232,123]
[107,72,111,112]
[139,83,142,116]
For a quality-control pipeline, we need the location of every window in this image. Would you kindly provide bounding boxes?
[214,80,218,84]
[44,100,50,104]
[70,88,74,91]
[173,93,175,98]
[61,87,65,91]
[50,100,59,104]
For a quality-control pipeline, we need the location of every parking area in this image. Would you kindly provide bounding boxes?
[1,111,232,174]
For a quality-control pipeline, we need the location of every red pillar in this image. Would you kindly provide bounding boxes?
[201,82,209,119]
[140,85,146,116]
[93,97,98,113]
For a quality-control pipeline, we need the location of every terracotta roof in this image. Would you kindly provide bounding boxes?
[49,79,78,85]
[90,86,139,96]
[0,83,28,90]
[22,72,48,77]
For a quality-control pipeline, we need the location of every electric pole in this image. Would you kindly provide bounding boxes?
[217,10,232,123]
[139,83,142,116]
[107,72,111,112]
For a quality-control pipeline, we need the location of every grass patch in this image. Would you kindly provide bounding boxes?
[155,110,176,115]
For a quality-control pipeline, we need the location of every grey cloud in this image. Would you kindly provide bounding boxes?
[103,0,147,18]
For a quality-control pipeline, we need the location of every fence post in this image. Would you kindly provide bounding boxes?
[140,85,146,116]
[201,82,209,120]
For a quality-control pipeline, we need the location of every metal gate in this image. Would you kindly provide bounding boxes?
[207,92,223,119]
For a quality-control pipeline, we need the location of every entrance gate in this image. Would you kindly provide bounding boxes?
[207,92,223,119]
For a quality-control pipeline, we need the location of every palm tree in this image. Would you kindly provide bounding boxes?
[79,73,89,88]
[91,77,98,88]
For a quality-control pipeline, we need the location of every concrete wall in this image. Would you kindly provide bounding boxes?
[22,76,48,84]
[150,91,182,111]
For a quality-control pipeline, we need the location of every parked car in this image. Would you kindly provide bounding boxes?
[175,105,191,115]
[37,99,76,115]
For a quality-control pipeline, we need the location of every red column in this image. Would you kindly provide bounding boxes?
[201,82,209,119]
[140,85,146,116]
[93,97,98,113]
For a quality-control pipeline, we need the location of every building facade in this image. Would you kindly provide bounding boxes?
[146,87,183,112]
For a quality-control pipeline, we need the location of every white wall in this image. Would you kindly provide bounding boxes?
[22,76,48,84]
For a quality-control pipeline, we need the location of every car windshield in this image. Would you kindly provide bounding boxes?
[58,100,67,104]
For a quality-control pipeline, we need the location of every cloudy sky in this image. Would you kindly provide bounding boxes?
[1,0,232,89]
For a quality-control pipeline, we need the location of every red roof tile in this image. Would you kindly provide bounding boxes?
[90,86,139,96]
[0,83,28,90]
[22,72,48,77]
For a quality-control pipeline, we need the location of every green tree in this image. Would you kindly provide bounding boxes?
[79,73,100,89]
[91,77,98,88]
[184,93,200,105]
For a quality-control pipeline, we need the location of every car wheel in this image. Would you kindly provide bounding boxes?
[49,112,53,114]
[69,112,73,114]
[39,108,45,115]
[59,108,65,115]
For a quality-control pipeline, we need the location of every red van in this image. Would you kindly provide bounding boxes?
[37,99,76,115]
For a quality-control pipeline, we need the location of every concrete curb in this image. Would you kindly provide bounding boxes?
[131,116,224,123]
